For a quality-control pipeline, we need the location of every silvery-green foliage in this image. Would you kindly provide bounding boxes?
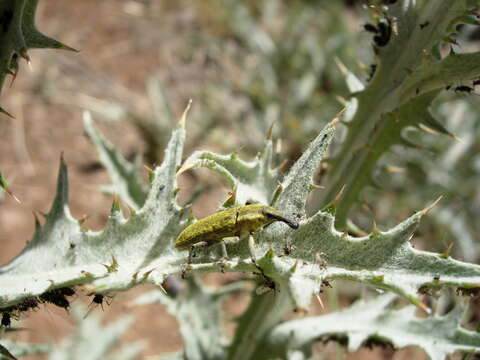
[2,2,480,359]
[256,294,480,360]
[0,107,190,306]
[48,304,143,360]
[321,0,480,227]
[135,277,246,360]
[1,84,480,360]
[133,271,480,360]
[80,109,480,358]
[178,136,278,207]
[378,98,480,263]
[84,112,148,210]
[177,115,480,310]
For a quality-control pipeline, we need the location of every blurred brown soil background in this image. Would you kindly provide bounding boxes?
[0,1,427,359]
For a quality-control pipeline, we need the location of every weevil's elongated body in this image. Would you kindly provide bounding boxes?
[175,204,299,251]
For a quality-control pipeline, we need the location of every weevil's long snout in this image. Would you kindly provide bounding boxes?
[282,217,299,229]
[265,211,299,229]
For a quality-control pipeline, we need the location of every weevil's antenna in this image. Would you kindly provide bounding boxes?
[264,210,299,229]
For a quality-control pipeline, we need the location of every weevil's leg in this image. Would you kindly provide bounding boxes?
[216,236,239,273]
[218,237,238,273]
[181,250,193,279]
[181,247,194,279]
[182,242,209,278]
[223,236,240,244]
[220,241,228,258]
[248,234,257,264]
[217,240,229,273]
[187,246,194,264]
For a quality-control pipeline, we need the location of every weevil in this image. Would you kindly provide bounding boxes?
[175,203,299,273]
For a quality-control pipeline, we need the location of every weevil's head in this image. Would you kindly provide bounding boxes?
[262,206,299,229]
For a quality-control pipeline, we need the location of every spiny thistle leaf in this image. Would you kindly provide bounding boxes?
[321,1,480,226]
[285,204,480,309]
[257,294,480,360]
[0,0,77,113]
[179,114,337,214]
[275,117,338,216]
[178,139,278,206]
[0,108,190,307]
[20,0,77,52]
[83,112,148,210]
[1,109,479,315]
[399,52,480,104]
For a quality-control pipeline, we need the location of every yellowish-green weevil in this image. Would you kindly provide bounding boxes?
[175,203,299,271]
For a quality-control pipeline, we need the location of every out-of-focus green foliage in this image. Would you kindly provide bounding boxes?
[192,0,353,155]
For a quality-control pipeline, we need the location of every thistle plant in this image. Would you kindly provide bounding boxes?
[1,1,480,359]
